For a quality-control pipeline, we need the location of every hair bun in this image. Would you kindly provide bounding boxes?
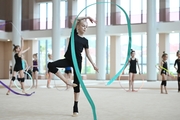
[13,44,16,47]
[163,51,165,54]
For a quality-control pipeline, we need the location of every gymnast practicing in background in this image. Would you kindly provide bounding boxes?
[48,16,98,116]
[174,50,180,93]
[124,49,140,92]
[6,38,30,95]
[32,53,39,88]
[160,51,169,94]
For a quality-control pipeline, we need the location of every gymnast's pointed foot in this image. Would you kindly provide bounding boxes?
[66,81,77,87]
[6,91,10,95]
[72,112,78,117]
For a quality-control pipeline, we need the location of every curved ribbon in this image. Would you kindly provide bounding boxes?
[0,80,35,96]
[14,71,33,91]
[106,5,132,86]
[71,2,130,120]
[155,65,175,77]
[118,74,144,92]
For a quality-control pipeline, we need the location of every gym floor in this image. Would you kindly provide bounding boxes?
[0,80,179,120]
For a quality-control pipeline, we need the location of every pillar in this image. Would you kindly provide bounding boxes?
[66,0,77,28]
[110,36,121,78]
[110,0,121,25]
[159,0,170,22]
[158,33,170,79]
[147,0,157,81]
[12,0,22,66]
[96,0,106,80]
[52,0,61,61]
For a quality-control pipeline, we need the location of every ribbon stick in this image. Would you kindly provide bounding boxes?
[71,2,131,120]
[0,81,35,96]
[155,65,175,78]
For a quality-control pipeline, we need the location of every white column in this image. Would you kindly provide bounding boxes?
[12,0,22,66]
[147,0,157,81]
[52,0,61,61]
[96,0,106,80]
[12,0,21,46]
[110,36,121,78]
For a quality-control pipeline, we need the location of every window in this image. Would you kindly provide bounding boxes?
[169,0,179,21]
[84,36,96,74]
[142,0,159,23]
[131,0,141,23]
[60,1,66,28]
[77,0,86,17]
[39,39,47,74]
[142,33,159,74]
[47,3,52,29]
[87,0,96,26]
[120,0,130,24]
[40,3,47,29]
[169,33,180,73]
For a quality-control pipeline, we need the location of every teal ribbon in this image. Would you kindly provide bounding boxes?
[71,2,131,120]
[106,4,132,86]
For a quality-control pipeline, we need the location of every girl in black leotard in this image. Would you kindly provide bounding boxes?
[32,53,39,88]
[6,38,30,95]
[174,50,180,92]
[160,51,169,94]
[124,49,140,92]
[48,16,98,116]
[125,49,140,92]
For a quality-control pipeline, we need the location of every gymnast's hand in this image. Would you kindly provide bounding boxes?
[88,17,96,24]
[93,65,99,73]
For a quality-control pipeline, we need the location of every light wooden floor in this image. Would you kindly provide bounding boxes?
[0,79,180,120]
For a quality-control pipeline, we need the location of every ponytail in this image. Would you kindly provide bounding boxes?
[162,51,168,58]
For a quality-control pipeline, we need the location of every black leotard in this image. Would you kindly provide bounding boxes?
[174,59,180,73]
[65,29,89,62]
[13,53,23,72]
[129,58,137,74]
[161,61,168,75]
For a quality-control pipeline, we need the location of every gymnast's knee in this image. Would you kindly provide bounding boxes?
[73,86,80,93]
[48,62,58,74]
[11,76,15,81]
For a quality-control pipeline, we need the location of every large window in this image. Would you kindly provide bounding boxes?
[39,1,66,29]
[120,0,130,24]
[121,33,159,74]
[40,3,47,29]
[131,0,141,23]
[77,0,86,17]
[142,0,159,23]
[169,33,180,73]
[169,0,180,21]
[38,38,66,74]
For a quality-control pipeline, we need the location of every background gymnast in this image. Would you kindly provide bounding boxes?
[6,38,30,95]
[124,49,140,92]
[174,50,180,92]
[32,53,39,88]
[160,51,169,94]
